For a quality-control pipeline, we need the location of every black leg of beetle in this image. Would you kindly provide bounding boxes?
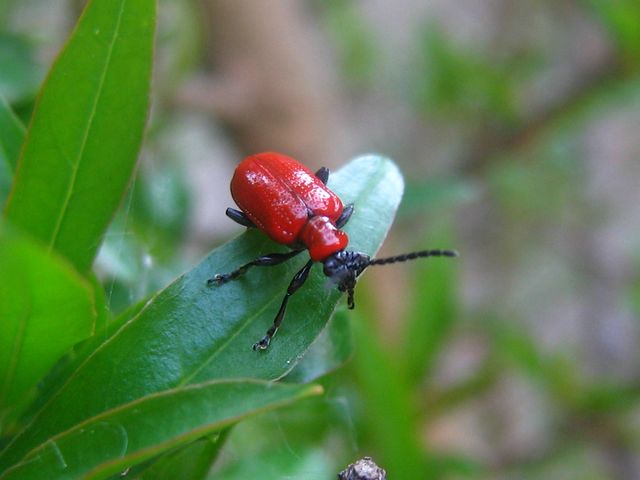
[368,249,458,266]
[335,204,354,228]
[225,207,256,228]
[315,166,329,185]
[207,249,303,286]
[253,259,314,350]
[347,287,355,309]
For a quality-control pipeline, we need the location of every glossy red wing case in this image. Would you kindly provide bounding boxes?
[230,152,345,245]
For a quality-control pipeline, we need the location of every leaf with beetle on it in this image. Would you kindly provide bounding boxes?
[0,155,407,476]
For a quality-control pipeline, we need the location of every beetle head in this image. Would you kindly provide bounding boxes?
[322,250,370,308]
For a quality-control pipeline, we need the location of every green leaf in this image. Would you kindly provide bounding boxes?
[351,312,430,480]
[401,177,476,218]
[284,308,353,384]
[402,229,458,383]
[0,95,25,172]
[0,155,403,471]
[0,158,12,207]
[137,433,228,480]
[3,0,156,273]
[413,25,523,123]
[0,380,321,480]
[213,446,334,480]
[0,223,95,420]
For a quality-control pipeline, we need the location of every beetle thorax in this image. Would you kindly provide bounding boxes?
[299,216,349,261]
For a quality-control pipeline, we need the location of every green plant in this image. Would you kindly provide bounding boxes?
[0,1,406,478]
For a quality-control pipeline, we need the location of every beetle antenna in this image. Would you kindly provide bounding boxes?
[368,249,458,266]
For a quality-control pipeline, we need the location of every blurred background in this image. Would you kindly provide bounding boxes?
[2,0,640,478]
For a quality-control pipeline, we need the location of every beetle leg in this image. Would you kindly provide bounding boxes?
[225,208,256,228]
[335,204,354,228]
[207,249,303,285]
[253,259,314,350]
[347,287,355,309]
[315,167,330,185]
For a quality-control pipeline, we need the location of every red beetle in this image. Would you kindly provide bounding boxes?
[208,152,457,350]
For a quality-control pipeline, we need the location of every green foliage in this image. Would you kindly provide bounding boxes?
[0,95,24,173]
[208,391,352,479]
[213,444,334,479]
[346,229,464,480]
[0,32,43,104]
[0,223,95,423]
[0,5,405,470]
[95,160,192,315]
[351,311,430,480]
[0,1,412,477]
[0,156,401,474]
[2,1,639,478]
[285,309,353,384]
[139,434,226,480]
[402,230,458,384]
[401,177,476,219]
[130,163,191,250]
[488,147,582,223]
[586,0,640,68]
[493,323,579,404]
[1,381,321,479]
[1,149,403,478]
[320,0,378,86]
[0,96,24,204]
[3,0,155,273]
[413,26,526,124]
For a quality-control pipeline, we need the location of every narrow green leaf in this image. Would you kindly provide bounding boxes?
[3,0,155,273]
[351,313,430,480]
[0,380,321,480]
[402,230,458,384]
[0,95,25,172]
[284,309,353,384]
[137,432,228,480]
[0,155,403,470]
[0,224,95,419]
